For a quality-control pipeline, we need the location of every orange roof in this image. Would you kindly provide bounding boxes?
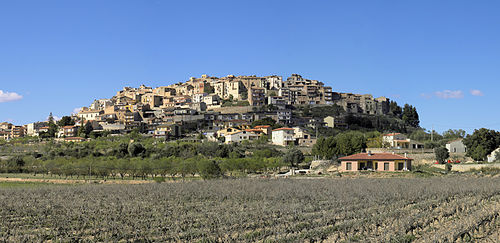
[63,126,75,128]
[272,127,294,131]
[245,129,262,132]
[447,138,463,144]
[254,125,271,128]
[384,133,401,136]
[339,153,412,161]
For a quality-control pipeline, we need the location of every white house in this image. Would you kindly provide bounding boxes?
[271,127,295,146]
[225,130,259,144]
[487,147,500,162]
[192,93,208,103]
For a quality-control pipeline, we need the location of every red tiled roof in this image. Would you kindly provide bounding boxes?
[245,129,262,132]
[339,153,412,161]
[383,133,401,136]
[272,127,294,131]
[446,138,463,144]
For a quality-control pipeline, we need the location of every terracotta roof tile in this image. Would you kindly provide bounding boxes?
[383,133,401,136]
[272,127,294,131]
[339,153,412,161]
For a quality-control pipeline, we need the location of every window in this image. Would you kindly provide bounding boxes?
[346,162,352,171]
[384,163,390,171]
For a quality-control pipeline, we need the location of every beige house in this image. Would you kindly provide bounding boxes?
[323,116,348,129]
[339,153,412,172]
[382,133,423,149]
[0,122,12,131]
[78,110,103,121]
[253,125,271,136]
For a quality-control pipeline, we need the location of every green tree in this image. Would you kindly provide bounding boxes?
[283,148,304,168]
[197,159,222,179]
[463,128,500,161]
[443,129,467,140]
[47,112,58,137]
[334,131,367,156]
[203,84,215,94]
[434,147,449,164]
[402,104,420,127]
[57,116,75,127]
[389,101,402,118]
[128,142,146,157]
[240,91,248,100]
[312,136,337,160]
[78,121,93,138]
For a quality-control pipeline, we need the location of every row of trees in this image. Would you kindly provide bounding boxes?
[312,131,367,160]
[1,133,309,179]
[1,155,295,180]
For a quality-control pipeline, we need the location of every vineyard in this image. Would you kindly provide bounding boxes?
[1,177,500,242]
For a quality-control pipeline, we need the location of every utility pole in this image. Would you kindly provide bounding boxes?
[431,125,434,142]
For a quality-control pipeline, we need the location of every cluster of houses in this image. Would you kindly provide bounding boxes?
[0,122,26,140]
[1,74,395,147]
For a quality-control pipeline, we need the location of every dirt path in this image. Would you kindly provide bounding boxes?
[0,177,154,185]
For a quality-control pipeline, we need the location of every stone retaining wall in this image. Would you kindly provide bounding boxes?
[432,163,500,172]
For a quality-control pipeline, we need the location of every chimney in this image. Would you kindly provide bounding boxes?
[368,151,372,156]
[404,153,407,158]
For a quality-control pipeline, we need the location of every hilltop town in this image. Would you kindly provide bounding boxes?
[1,73,408,146]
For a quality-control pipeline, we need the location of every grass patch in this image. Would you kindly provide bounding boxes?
[0,181,64,188]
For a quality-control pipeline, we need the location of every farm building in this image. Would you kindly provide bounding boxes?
[446,139,467,153]
[338,152,412,172]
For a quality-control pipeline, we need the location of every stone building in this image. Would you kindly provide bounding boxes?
[280,74,333,105]
[333,92,389,115]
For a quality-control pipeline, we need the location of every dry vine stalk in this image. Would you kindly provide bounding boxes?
[1,177,500,242]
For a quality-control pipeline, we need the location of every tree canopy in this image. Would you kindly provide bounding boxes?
[402,104,420,128]
[463,128,500,161]
[312,131,367,159]
[434,147,449,164]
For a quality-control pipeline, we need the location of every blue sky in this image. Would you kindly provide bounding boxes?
[0,0,499,133]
